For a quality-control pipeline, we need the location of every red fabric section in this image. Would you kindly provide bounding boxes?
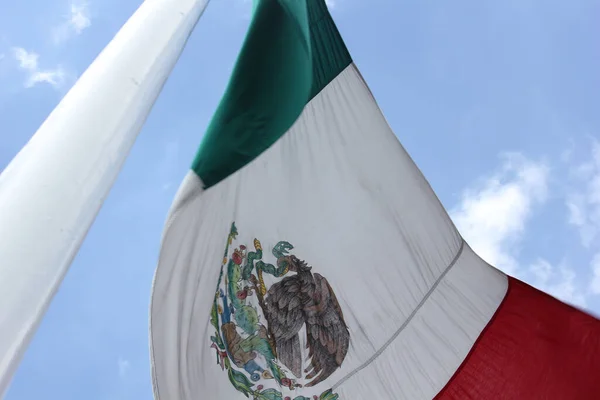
[435,276,600,400]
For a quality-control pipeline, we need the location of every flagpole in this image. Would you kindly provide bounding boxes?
[0,0,208,394]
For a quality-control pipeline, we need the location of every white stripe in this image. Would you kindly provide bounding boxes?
[150,64,507,399]
[334,243,506,399]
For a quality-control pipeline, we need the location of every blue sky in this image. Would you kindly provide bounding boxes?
[1,0,599,398]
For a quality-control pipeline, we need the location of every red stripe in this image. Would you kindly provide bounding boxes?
[434,276,600,400]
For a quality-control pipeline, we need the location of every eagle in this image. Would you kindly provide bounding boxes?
[262,254,349,387]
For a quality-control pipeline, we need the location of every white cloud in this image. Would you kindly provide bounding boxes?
[527,258,587,308]
[566,140,600,248]
[26,69,66,88]
[451,153,549,274]
[53,2,91,44]
[325,0,336,7]
[564,140,600,297]
[69,4,92,33]
[450,153,591,308]
[13,47,38,70]
[12,47,65,88]
[117,357,130,378]
[8,3,86,88]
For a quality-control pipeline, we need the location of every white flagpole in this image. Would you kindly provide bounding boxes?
[0,0,209,395]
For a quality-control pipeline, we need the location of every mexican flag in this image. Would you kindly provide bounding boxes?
[149,0,600,399]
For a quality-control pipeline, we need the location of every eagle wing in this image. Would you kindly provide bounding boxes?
[304,273,349,387]
[263,276,306,377]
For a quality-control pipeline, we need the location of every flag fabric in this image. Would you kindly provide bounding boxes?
[149,1,600,399]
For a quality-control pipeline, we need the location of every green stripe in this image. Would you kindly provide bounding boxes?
[192,0,352,188]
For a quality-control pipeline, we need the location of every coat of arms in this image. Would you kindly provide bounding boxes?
[210,223,350,400]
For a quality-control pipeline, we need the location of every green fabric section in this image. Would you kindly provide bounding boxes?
[192,0,352,188]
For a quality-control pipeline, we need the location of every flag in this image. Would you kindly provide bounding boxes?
[149,0,600,399]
